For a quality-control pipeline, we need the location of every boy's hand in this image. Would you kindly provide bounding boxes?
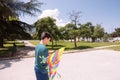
[49,50,55,54]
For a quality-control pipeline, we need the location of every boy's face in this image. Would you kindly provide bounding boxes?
[44,37,51,45]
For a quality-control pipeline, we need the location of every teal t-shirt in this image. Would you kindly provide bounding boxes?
[35,43,49,73]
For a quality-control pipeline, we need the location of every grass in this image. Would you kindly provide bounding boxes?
[0,41,25,58]
[30,40,120,50]
[0,47,13,58]
[4,41,25,47]
[107,46,120,51]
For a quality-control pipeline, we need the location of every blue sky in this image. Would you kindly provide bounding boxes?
[20,0,120,33]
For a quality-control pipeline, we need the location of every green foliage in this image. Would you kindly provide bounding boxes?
[78,23,105,42]
[1,20,32,40]
[34,17,61,40]
[94,24,104,38]
[111,28,120,37]
[63,23,77,39]
[0,0,42,47]
[0,0,42,17]
[103,32,110,42]
[79,23,91,38]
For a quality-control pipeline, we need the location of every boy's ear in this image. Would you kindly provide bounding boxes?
[50,38,52,41]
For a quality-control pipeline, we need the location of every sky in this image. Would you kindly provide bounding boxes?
[19,0,120,33]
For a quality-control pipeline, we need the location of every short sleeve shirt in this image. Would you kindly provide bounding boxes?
[35,44,49,73]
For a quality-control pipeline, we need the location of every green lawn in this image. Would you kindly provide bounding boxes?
[30,40,120,50]
[107,46,120,51]
[0,41,25,58]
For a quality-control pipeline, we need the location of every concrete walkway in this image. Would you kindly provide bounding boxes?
[0,49,120,80]
[23,40,35,47]
[11,40,36,58]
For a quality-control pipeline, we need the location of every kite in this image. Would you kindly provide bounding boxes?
[48,47,65,80]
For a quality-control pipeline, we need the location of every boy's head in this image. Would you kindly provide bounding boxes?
[40,32,52,45]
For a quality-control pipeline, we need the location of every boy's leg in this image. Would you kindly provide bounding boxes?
[34,67,49,80]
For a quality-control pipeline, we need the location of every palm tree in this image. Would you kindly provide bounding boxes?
[0,0,43,47]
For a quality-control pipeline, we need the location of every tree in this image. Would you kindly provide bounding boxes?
[103,32,110,42]
[69,30,79,47]
[78,22,92,41]
[34,17,61,49]
[0,0,42,47]
[69,10,81,48]
[69,10,81,27]
[65,23,76,41]
[59,27,66,39]
[94,24,104,41]
[111,28,120,37]
[86,22,96,42]
[78,23,105,42]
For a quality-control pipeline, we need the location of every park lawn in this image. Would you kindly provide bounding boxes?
[30,40,120,50]
[0,47,13,58]
[107,46,120,51]
[4,41,25,47]
[0,41,25,58]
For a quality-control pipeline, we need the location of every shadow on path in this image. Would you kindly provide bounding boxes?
[0,41,35,70]
[0,59,21,70]
[15,46,35,57]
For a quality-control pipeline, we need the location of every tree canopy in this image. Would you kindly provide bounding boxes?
[0,0,42,47]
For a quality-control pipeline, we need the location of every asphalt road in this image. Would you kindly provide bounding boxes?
[0,49,120,80]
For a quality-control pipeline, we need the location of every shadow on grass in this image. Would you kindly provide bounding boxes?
[0,47,13,58]
[65,46,93,50]
[47,45,65,50]
[47,44,64,47]
[77,45,93,49]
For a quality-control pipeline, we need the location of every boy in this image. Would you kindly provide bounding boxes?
[34,32,52,80]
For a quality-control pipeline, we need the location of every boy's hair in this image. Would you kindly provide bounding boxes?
[40,32,52,40]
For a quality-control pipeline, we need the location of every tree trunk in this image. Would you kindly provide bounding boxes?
[74,36,77,48]
[92,37,95,42]
[0,36,4,48]
[78,37,80,42]
[71,38,72,42]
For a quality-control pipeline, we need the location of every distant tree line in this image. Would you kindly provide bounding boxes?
[0,0,120,48]
[33,11,120,48]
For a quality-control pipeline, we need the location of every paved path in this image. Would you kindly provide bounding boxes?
[23,40,35,47]
[12,40,36,58]
[0,49,120,80]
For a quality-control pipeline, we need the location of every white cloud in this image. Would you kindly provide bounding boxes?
[38,9,68,27]
[40,9,59,19]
